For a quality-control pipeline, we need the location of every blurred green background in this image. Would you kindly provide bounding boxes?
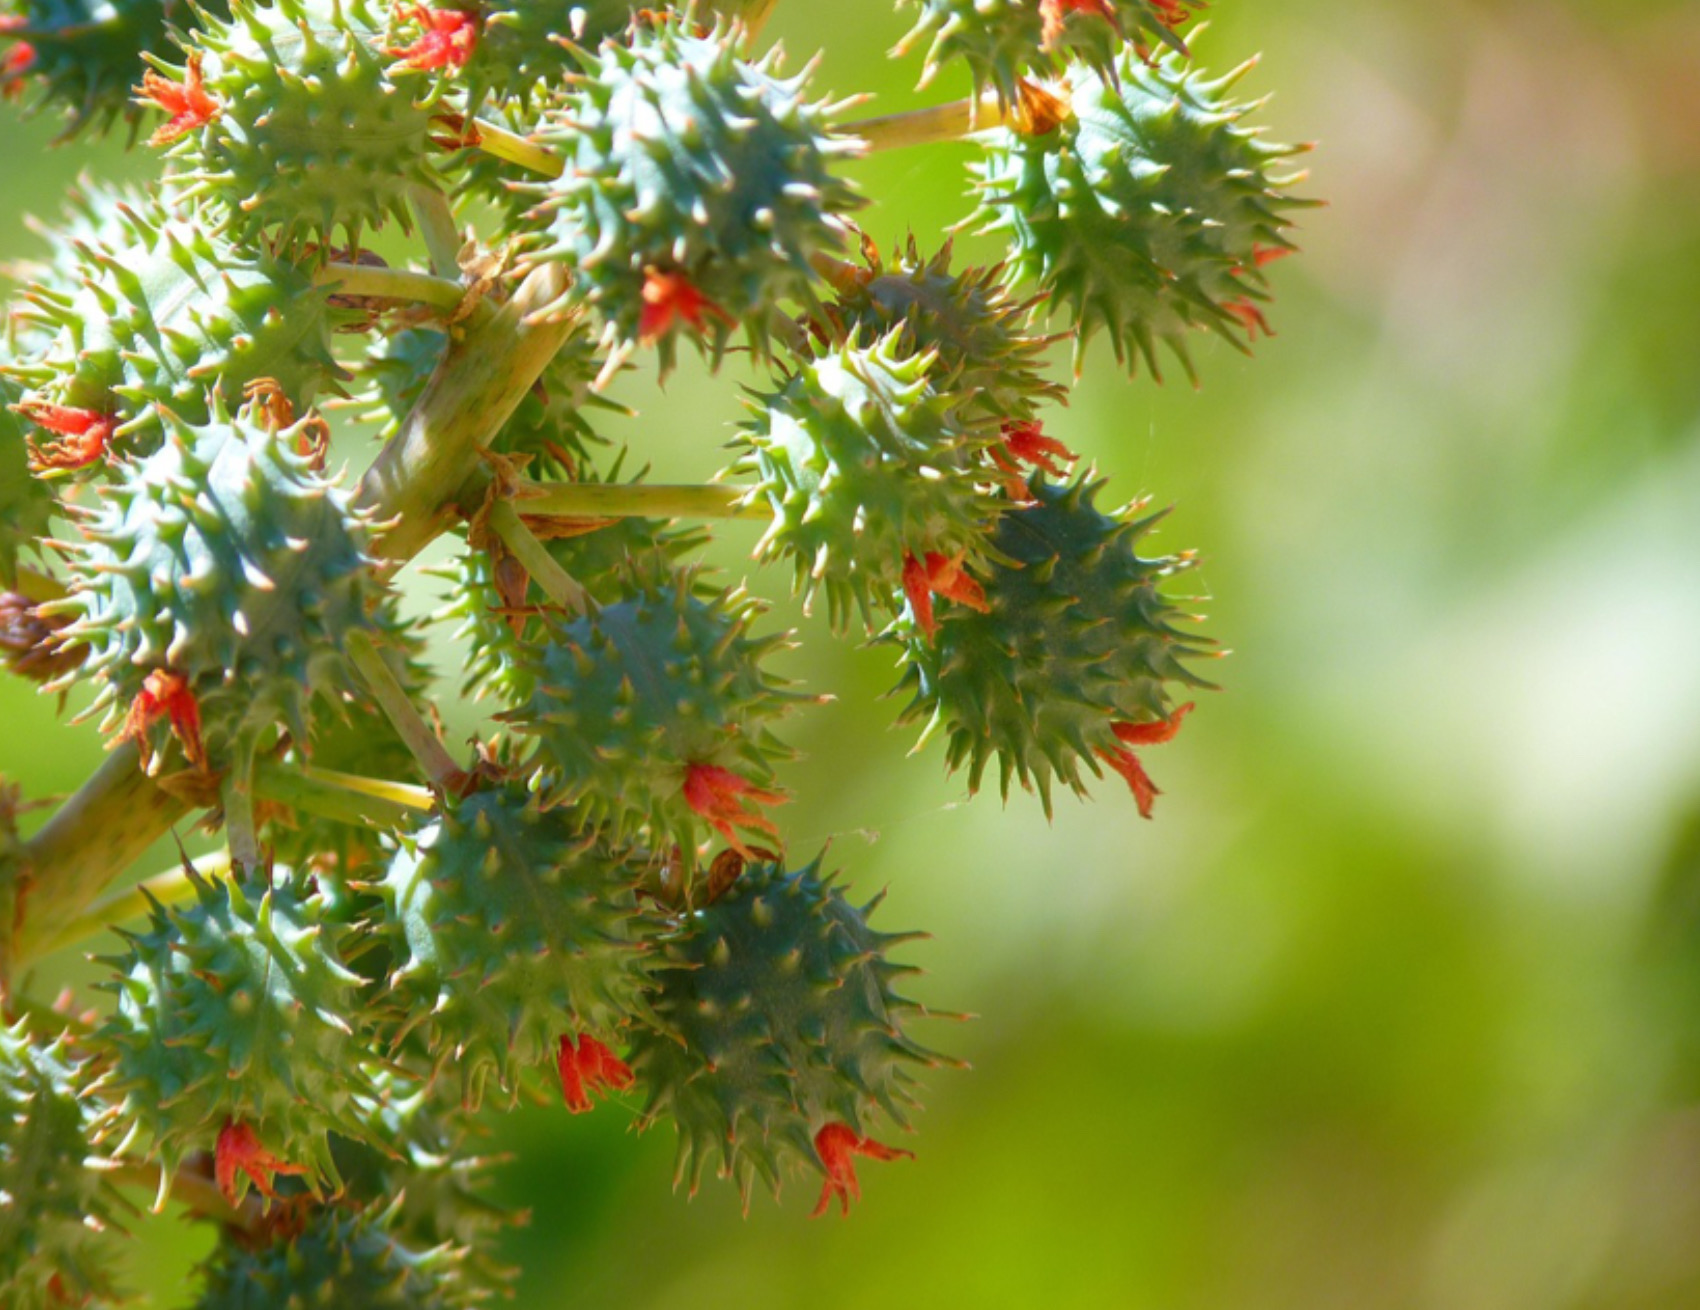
[9,0,1700,1305]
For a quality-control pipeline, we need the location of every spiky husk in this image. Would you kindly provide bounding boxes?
[193,1201,475,1310]
[513,563,798,853]
[525,13,863,370]
[630,856,939,1205]
[809,236,1062,434]
[732,331,999,632]
[49,396,381,774]
[376,784,654,1107]
[160,0,439,251]
[0,1022,129,1310]
[8,194,344,459]
[893,473,1213,811]
[0,376,56,586]
[971,47,1310,380]
[96,868,384,1200]
[359,321,619,477]
[0,0,216,139]
[897,0,1196,103]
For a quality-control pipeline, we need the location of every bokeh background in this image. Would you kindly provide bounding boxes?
[8,0,1700,1305]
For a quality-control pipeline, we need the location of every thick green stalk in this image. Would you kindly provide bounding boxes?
[518,480,766,521]
[41,851,227,958]
[842,94,1011,151]
[315,261,466,313]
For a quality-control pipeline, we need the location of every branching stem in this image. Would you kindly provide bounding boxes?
[488,500,591,611]
[315,261,465,312]
[518,481,765,521]
[345,630,463,792]
[841,94,1012,151]
[407,183,464,279]
[41,851,228,957]
[470,117,564,179]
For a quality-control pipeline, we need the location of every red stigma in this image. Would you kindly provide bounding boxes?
[1,38,35,100]
[810,1122,913,1218]
[139,51,219,147]
[18,403,119,471]
[1039,0,1117,50]
[902,551,988,642]
[638,268,734,343]
[990,420,1078,499]
[557,1033,634,1113]
[1095,702,1193,818]
[121,668,207,771]
[215,1121,306,1205]
[1223,297,1273,339]
[388,5,479,72]
[682,762,786,857]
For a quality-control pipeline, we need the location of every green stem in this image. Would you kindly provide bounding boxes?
[41,851,226,957]
[518,481,766,521]
[345,630,463,791]
[841,94,1011,151]
[488,500,590,611]
[470,117,564,179]
[408,183,464,279]
[221,762,260,875]
[315,261,466,312]
[251,760,431,830]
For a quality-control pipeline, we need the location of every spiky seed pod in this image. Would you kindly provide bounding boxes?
[0,1022,130,1310]
[971,47,1312,381]
[375,784,654,1107]
[629,856,940,1206]
[193,1201,475,1310]
[892,472,1214,812]
[732,330,1000,632]
[0,0,208,139]
[49,396,381,775]
[8,194,345,461]
[435,507,706,705]
[810,236,1063,434]
[156,0,439,251]
[0,377,56,585]
[95,867,384,1201]
[359,322,620,477]
[897,0,1196,104]
[526,13,864,371]
[512,563,800,855]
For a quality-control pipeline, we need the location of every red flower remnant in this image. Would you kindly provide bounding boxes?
[902,551,988,642]
[990,420,1079,499]
[1096,701,1194,818]
[1,36,35,101]
[1039,0,1117,50]
[1251,242,1292,269]
[215,1121,306,1205]
[388,4,478,72]
[810,1122,913,1218]
[1223,297,1272,339]
[638,268,734,343]
[557,1033,634,1114]
[121,668,207,771]
[682,762,786,858]
[18,403,119,471]
[139,51,219,147]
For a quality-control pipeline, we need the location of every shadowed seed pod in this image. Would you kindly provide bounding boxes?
[6,194,346,469]
[150,0,440,251]
[524,11,864,371]
[732,330,1001,633]
[0,1021,131,1310]
[971,45,1313,380]
[94,866,386,1205]
[193,1200,476,1310]
[893,472,1214,814]
[374,783,655,1108]
[629,856,944,1210]
[897,0,1199,104]
[511,561,802,859]
[47,394,381,778]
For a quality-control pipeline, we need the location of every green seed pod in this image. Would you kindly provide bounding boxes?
[50,395,381,775]
[512,563,800,856]
[971,46,1312,380]
[629,856,941,1206]
[732,330,999,633]
[376,783,654,1107]
[9,194,345,458]
[193,1201,475,1310]
[0,1022,129,1310]
[525,12,864,371]
[892,473,1214,813]
[95,867,384,1201]
[158,0,440,251]
[897,0,1195,104]
[0,376,56,587]
[810,236,1063,434]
